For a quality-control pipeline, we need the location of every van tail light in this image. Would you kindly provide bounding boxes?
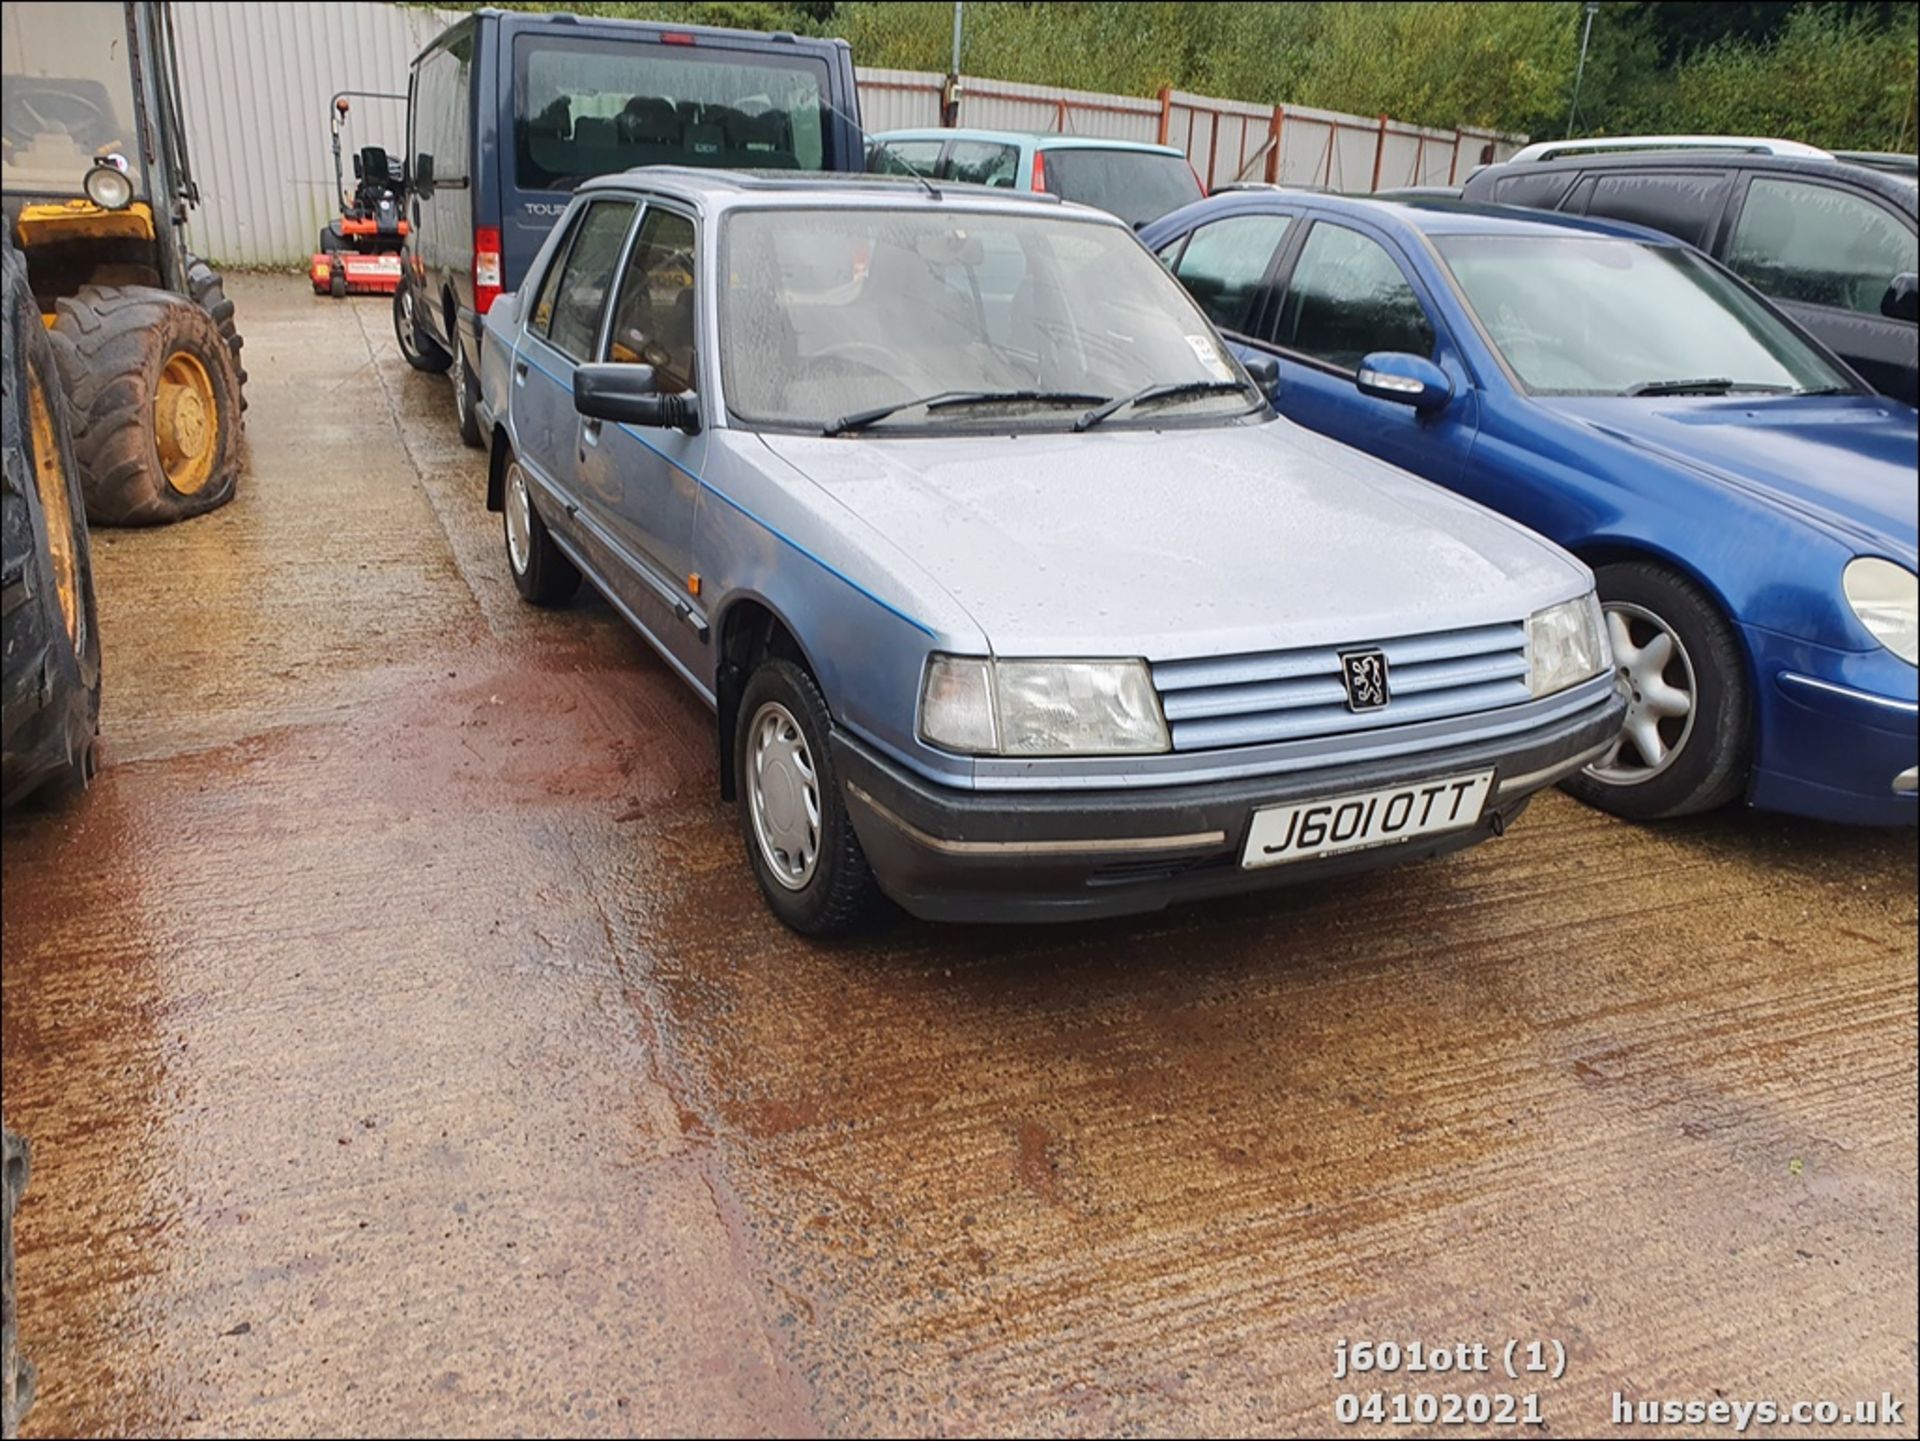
[1030,150,1047,193]
[474,226,503,315]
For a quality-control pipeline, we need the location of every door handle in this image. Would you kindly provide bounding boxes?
[578,416,601,460]
[513,358,528,386]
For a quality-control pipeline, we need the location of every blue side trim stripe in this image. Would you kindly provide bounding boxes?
[512,345,937,639]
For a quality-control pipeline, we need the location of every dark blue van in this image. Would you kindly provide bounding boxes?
[392,9,864,445]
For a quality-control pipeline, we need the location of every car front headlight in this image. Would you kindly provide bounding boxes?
[1843,557,1918,665]
[1527,591,1610,698]
[919,655,1170,756]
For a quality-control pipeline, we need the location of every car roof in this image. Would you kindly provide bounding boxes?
[869,127,1186,158]
[1505,134,1829,164]
[575,164,1089,217]
[1470,149,1918,208]
[1156,189,1687,246]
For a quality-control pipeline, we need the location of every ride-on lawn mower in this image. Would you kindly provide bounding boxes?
[309,90,407,298]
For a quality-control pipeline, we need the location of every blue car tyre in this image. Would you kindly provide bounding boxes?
[737,658,883,936]
[501,449,579,608]
[1565,562,1752,820]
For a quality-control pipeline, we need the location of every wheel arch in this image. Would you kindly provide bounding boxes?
[713,592,824,803]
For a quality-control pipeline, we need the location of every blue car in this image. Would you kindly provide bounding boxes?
[1141,193,1918,826]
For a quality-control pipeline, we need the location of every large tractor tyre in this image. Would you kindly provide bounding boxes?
[182,253,247,411]
[393,279,451,374]
[51,285,245,526]
[2,239,102,805]
[2,1127,34,1439]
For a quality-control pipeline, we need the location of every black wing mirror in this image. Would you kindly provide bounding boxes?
[1242,353,1281,399]
[412,153,434,193]
[575,364,701,435]
[1881,272,1918,323]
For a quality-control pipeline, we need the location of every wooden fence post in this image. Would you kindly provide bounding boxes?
[1371,112,1389,192]
[1157,86,1172,146]
[1266,105,1284,184]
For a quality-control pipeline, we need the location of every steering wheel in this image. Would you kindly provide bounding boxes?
[2,85,113,152]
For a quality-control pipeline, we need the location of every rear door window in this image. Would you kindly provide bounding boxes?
[512,35,830,191]
[542,200,638,359]
[1579,170,1732,248]
[1726,177,1918,316]
[1268,222,1433,371]
[1168,214,1293,334]
[868,139,945,179]
[1039,148,1203,228]
[1488,170,1576,210]
[945,140,1020,188]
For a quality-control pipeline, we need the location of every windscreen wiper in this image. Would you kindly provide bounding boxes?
[822,389,1106,437]
[1074,379,1249,432]
[1624,377,1734,396]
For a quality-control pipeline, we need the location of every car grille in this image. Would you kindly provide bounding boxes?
[1152,621,1530,752]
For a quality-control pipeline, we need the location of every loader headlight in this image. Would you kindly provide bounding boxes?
[84,154,133,211]
[919,655,1170,756]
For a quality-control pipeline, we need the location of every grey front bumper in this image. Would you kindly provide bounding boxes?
[834,681,1627,924]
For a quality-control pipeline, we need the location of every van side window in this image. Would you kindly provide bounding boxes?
[1726,178,1918,317]
[606,209,698,392]
[413,34,473,186]
[543,201,637,359]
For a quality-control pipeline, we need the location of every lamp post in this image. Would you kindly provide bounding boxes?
[1565,0,1600,139]
[941,1,964,127]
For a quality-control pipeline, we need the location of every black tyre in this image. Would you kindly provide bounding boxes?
[182,253,247,411]
[735,658,882,937]
[501,451,578,606]
[1562,561,1750,821]
[50,285,244,526]
[393,279,451,374]
[330,266,347,300]
[2,237,102,807]
[450,326,483,448]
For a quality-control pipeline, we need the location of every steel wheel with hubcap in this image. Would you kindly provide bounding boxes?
[734,658,881,934]
[747,701,821,889]
[1587,601,1697,784]
[393,282,451,373]
[500,454,579,606]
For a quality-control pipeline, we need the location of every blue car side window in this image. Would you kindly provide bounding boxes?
[1271,223,1434,372]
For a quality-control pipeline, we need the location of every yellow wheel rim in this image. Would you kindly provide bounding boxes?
[27,367,81,647]
[155,350,219,495]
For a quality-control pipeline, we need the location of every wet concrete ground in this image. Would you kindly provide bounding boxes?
[2,277,1915,1438]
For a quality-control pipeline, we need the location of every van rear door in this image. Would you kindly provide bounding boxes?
[497,22,860,290]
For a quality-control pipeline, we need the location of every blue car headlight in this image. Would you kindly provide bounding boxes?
[1527,592,1610,698]
[1844,557,1918,665]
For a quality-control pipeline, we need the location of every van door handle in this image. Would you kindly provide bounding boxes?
[513,358,528,385]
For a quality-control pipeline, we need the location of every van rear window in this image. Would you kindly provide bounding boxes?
[513,35,830,191]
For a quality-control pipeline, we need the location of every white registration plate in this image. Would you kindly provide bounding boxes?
[1241,770,1495,869]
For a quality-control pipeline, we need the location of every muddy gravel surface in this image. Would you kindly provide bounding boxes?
[2,279,1914,1438]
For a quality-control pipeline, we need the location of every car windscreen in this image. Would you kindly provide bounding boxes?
[719,206,1258,432]
[512,34,830,191]
[0,0,148,198]
[1040,149,1203,228]
[1434,234,1854,396]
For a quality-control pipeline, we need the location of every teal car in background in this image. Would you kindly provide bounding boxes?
[867,127,1204,227]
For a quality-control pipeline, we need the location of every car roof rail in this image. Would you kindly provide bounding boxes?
[1504,135,1832,165]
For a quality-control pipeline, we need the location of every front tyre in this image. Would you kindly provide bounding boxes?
[501,455,578,607]
[736,659,882,936]
[1562,561,1750,821]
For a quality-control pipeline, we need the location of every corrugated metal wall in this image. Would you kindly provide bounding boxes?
[167,2,1524,265]
[174,1,458,266]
